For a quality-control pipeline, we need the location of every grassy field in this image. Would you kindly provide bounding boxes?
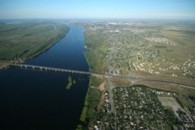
[84,30,108,73]
[0,22,69,68]
[77,76,103,130]
[160,25,195,77]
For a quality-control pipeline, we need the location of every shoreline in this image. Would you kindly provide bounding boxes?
[76,24,195,129]
[0,28,70,70]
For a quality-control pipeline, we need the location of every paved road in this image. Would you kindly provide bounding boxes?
[12,63,194,89]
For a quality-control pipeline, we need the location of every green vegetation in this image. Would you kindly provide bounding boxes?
[77,76,103,130]
[0,22,69,68]
[83,21,194,78]
[134,82,195,129]
[84,30,108,73]
[65,76,75,89]
[95,85,178,129]
[137,80,195,114]
[174,88,195,114]
[80,21,195,129]
[80,106,88,122]
[82,77,102,118]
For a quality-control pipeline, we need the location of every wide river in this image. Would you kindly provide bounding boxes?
[0,26,89,130]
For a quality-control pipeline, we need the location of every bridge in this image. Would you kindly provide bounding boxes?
[11,63,194,88]
[11,63,100,76]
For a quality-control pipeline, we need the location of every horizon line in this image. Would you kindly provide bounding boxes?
[0,17,194,21]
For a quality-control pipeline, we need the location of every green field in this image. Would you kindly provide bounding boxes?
[0,22,69,68]
[84,30,108,73]
[77,76,103,130]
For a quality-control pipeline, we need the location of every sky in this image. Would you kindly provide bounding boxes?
[0,0,194,20]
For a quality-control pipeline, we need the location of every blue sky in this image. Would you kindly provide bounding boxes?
[0,0,194,19]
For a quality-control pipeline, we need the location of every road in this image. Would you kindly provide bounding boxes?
[11,63,195,89]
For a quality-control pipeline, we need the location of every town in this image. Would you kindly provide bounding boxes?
[84,22,194,79]
[77,21,195,130]
[93,85,194,130]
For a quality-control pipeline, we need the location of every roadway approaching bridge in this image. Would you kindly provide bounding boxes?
[11,63,194,88]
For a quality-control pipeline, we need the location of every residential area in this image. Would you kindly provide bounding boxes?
[84,22,194,79]
[82,21,194,130]
[93,85,194,130]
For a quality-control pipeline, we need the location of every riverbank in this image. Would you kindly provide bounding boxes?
[77,27,104,130]
[0,25,90,130]
[0,22,69,69]
[0,61,11,69]
[77,22,195,129]
[77,76,103,130]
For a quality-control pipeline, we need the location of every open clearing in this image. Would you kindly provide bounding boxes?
[158,96,182,112]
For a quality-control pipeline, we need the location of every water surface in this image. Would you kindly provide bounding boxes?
[0,25,89,130]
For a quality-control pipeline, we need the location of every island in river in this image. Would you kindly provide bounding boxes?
[0,20,194,130]
[0,22,69,68]
[0,24,89,130]
[66,76,76,89]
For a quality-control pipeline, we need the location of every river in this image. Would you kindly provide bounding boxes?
[0,25,89,130]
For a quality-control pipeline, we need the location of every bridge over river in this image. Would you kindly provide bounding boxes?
[12,63,97,75]
[11,63,194,89]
